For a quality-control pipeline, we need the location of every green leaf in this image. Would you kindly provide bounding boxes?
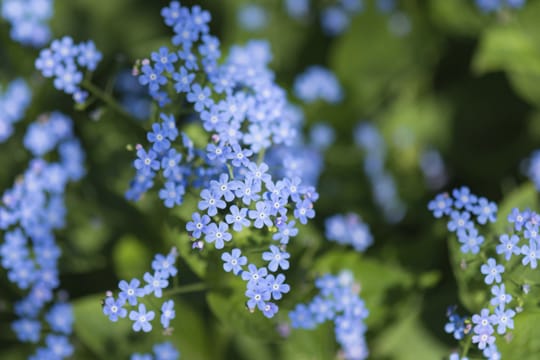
[206,290,278,341]
[280,322,336,360]
[371,300,448,360]
[498,311,540,359]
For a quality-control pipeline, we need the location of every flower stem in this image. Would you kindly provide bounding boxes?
[81,80,132,119]
[164,282,207,296]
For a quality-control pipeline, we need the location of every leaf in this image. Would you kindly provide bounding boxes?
[371,299,448,360]
[206,290,278,341]
[280,322,336,360]
[498,311,540,359]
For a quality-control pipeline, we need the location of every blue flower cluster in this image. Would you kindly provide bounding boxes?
[475,0,526,13]
[354,122,406,223]
[35,36,103,103]
[293,66,343,104]
[124,1,321,319]
[0,112,85,358]
[428,186,497,254]
[131,342,180,360]
[103,249,178,333]
[1,0,53,46]
[289,271,369,360]
[431,193,540,359]
[0,78,31,142]
[325,213,373,252]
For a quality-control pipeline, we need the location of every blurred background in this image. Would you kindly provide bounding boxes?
[2,0,540,359]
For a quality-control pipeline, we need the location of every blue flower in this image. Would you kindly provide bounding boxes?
[221,248,247,275]
[186,212,210,239]
[245,281,271,311]
[44,334,74,358]
[474,197,497,224]
[496,234,521,261]
[118,279,145,306]
[262,245,290,272]
[294,199,315,225]
[159,181,185,208]
[134,146,160,175]
[160,300,176,328]
[187,84,213,112]
[249,201,273,229]
[225,205,250,231]
[143,272,169,298]
[489,307,515,335]
[148,122,172,152]
[452,186,478,211]
[129,304,155,332]
[103,297,128,322]
[204,221,232,249]
[151,47,178,73]
[45,303,73,334]
[152,252,178,279]
[12,318,41,343]
[489,285,511,310]
[139,63,167,93]
[428,193,453,218]
[294,66,343,103]
[480,258,504,285]
[273,220,298,244]
[241,264,268,285]
[266,274,290,300]
[153,342,180,360]
[173,66,195,93]
[521,240,538,269]
[447,211,473,232]
[198,189,226,216]
[457,228,484,254]
[507,207,529,231]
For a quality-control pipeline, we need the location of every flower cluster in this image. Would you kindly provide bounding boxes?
[102,249,179,333]
[131,342,180,360]
[354,122,406,223]
[432,192,540,359]
[293,66,343,104]
[475,0,526,13]
[0,78,31,142]
[0,112,84,358]
[1,0,53,47]
[289,271,369,360]
[123,1,320,318]
[325,213,373,252]
[188,160,316,317]
[428,186,497,254]
[35,36,103,103]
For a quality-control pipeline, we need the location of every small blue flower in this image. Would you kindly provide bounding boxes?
[496,233,521,261]
[186,212,210,239]
[262,245,290,272]
[118,279,145,306]
[521,240,538,269]
[152,252,178,279]
[225,205,250,232]
[204,221,232,249]
[129,304,155,332]
[489,307,515,335]
[266,274,290,300]
[103,296,128,322]
[490,284,512,307]
[160,300,176,328]
[143,272,169,298]
[480,258,504,285]
[221,248,247,275]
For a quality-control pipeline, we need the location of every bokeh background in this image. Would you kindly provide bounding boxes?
[2,0,540,359]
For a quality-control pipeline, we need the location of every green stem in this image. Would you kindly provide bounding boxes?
[81,80,132,119]
[257,148,266,165]
[164,282,207,296]
[460,335,472,358]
